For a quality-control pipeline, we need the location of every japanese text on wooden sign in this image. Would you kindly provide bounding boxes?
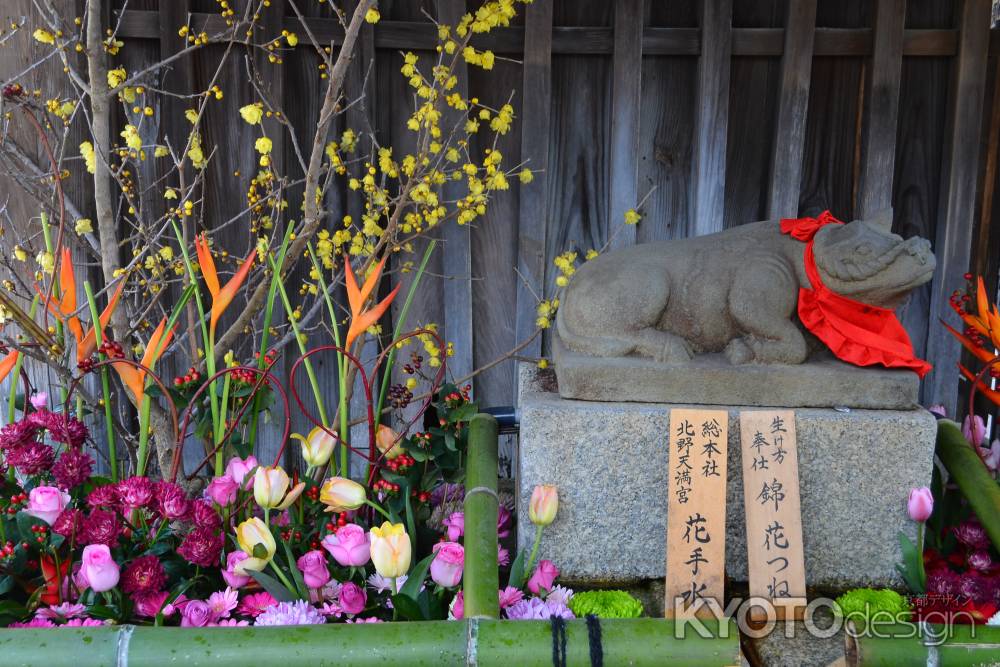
[739,410,807,619]
[665,409,728,618]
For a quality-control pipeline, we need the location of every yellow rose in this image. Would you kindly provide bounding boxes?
[369,522,411,578]
[234,517,276,573]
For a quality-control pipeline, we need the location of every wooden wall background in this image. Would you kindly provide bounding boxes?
[3,0,1000,469]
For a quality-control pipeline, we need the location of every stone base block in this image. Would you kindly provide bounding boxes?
[516,365,936,589]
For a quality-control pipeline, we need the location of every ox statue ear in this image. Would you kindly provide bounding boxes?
[866,207,894,232]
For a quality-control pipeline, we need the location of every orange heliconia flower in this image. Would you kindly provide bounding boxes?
[945,276,1000,407]
[40,247,84,342]
[0,350,19,385]
[195,234,255,339]
[344,255,400,350]
[76,280,125,363]
[112,317,174,405]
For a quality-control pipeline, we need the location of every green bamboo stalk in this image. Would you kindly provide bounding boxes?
[846,622,1000,666]
[935,419,1000,552]
[83,281,117,482]
[0,619,740,667]
[463,413,500,619]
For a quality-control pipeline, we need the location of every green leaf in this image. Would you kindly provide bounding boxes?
[253,543,268,559]
[282,539,309,600]
[399,552,435,600]
[0,575,13,596]
[249,569,296,602]
[896,532,924,593]
[507,548,528,590]
[390,593,425,621]
[0,600,28,625]
[15,510,48,539]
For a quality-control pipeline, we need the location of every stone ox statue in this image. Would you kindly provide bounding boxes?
[555,211,935,367]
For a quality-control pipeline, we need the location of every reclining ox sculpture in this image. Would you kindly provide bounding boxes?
[556,211,935,368]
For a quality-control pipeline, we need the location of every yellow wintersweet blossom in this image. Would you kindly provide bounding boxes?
[537,358,549,369]
[365,8,380,23]
[624,208,642,225]
[120,124,142,150]
[13,246,26,262]
[188,133,207,169]
[79,141,96,174]
[285,32,299,46]
[33,29,55,45]
[107,67,127,88]
[491,103,514,134]
[164,188,177,199]
[254,136,272,155]
[154,146,170,158]
[36,251,54,274]
[518,169,533,184]
[185,109,199,124]
[74,218,93,235]
[239,103,263,125]
[585,249,599,260]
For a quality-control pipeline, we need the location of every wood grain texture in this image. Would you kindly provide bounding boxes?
[856,0,906,218]
[925,0,991,414]
[607,0,644,249]
[513,0,552,362]
[690,0,732,237]
[766,0,817,219]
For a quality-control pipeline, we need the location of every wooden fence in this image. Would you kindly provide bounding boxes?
[4,0,1000,468]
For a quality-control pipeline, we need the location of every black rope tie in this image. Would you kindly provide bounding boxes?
[550,615,568,667]
[585,614,604,667]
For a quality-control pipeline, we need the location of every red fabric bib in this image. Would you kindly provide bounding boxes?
[779,212,932,378]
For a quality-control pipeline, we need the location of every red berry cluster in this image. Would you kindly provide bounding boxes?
[98,340,125,359]
[410,431,432,449]
[0,541,15,559]
[304,485,320,502]
[29,524,48,544]
[410,489,431,503]
[5,492,27,515]
[444,385,472,409]
[324,512,349,534]
[384,453,415,473]
[279,528,304,542]
[173,365,203,388]
[230,350,278,385]
[2,83,25,99]
[373,478,401,495]
[77,358,96,373]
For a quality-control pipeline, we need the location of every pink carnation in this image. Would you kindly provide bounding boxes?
[52,509,83,539]
[86,484,118,509]
[190,500,221,530]
[80,509,120,547]
[117,476,154,509]
[154,481,190,519]
[177,526,223,567]
[52,448,94,490]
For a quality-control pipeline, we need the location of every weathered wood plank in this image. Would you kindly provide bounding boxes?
[690,0,732,236]
[436,0,474,388]
[766,0,816,219]
[513,0,552,362]
[925,0,992,414]
[606,0,643,248]
[856,0,906,217]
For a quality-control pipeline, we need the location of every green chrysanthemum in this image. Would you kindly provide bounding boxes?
[568,590,644,619]
[835,588,911,621]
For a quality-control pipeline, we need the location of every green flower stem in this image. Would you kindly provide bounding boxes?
[269,561,296,594]
[83,280,117,482]
[364,499,393,522]
[916,523,926,591]
[40,214,69,409]
[6,297,37,424]
[525,524,544,580]
[136,397,151,476]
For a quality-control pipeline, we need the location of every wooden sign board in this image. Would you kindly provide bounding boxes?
[665,409,728,618]
[739,410,807,621]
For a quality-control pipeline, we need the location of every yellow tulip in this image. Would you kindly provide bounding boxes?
[375,424,403,460]
[369,522,411,578]
[528,484,558,527]
[293,426,336,467]
[320,476,366,513]
[254,466,305,510]
[235,517,276,573]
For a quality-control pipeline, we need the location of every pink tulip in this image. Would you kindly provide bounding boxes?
[321,524,370,567]
[907,487,934,523]
[222,551,251,589]
[338,582,367,615]
[962,415,987,446]
[977,439,1000,472]
[927,404,947,418]
[206,475,239,506]
[450,590,464,619]
[30,392,48,410]
[225,455,258,488]
[443,511,464,541]
[296,550,331,589]
[25,486,71,525]
[430,541,464,588]
[527,559,559,595]
[80,544,120,593]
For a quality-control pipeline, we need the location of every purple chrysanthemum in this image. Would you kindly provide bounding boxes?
[86,484,119,509]
[52,448,94,490]
[504,597,575,621]
[80,508,120,547]
[154,481,190,520]
[122,555,168,595]
[0,420,41,451]
[190,500,221,530]
[27,410,88,448]
[253,600,327,626]
[6,441,55,475]
[52,508,83,539]
[177,526,223,567]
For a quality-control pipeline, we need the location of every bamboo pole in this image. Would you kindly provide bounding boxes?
[935,419,1000,551]
[463,412,500,619]
[845,622,1000,666]
[0,619,740,667]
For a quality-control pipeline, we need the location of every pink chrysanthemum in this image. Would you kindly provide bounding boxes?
[52,508,83,539]
[498,586,524,609]
[118,476,154,509]
[9,617,57,628]
[80,508,120,547]
[35,602,86,621]
[177,526,223,567]
[52,448,94,490]
[86,484,119,509]
[237,592,277,618]
[154,481,190,520]
[63,618,106,627]
[505,597,575,620]
[190,500,221,530]
[122,555,167,595]
[27,410,88,448]
[253,601,326,626]
[346,617,383,623]
[210,618,249,626]
[6,441,55,475]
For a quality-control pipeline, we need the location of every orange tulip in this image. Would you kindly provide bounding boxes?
[77,279,125,363]
[0,350,19,384]
[344,255,400,350]
[195,234,255,339]
[112,317,174,405]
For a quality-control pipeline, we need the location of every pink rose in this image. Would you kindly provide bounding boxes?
[527,560,559,595]
[206,475,239,507]
[25,486,71,525]
[80,544,120,593]
[321,524,370,567]
[450,590,464,619]
[222,551,251,589]
[296,550,331,589]
[443,511,464,541]
[180,599,215,627]
[430,541,464,588]
[338,582,367,616]
[226,455,258,488]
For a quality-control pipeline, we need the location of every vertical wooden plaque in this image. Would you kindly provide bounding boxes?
[739,410,807,620]
[665,409,729,618]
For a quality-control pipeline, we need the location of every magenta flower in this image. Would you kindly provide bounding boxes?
[180,599,215,627]
[237,591,277,617]
[24,486,71,525]
[80,509,120,547]
[52,448,94,490]
[178,526,223,567]
[0,419,41,451]
[254,600,326,626]
[321,524,370,567]
[86,484,118,509]
[527,560,559,595]
[118,476,154,509]
[963,415,988,446]
[977,439,1000,472]
[35,602,86,621]
[121,555,167,595]
[497,505,512,538]
[190,500,222,530]
[205,475,239,506]
[430,541,464,588]
[154,481,190,519]
[52,508,83,539]
[297,550,331,590]
[346,617,383,623]
[6,441,55,475]
[133,591,183,618]
[210,619,250,626]
[222,551,252,589]
[338,582,367,615]
[62,618,106,627]
[29,392,48,410]
[9,618,56,628]
[449,590,464,619]
[907,487,934,523]
[955,520,991,549]
[27,409,88,448]
[498,545,510,567]
[969,549,993,571]
[443,511,464,541]
[207,587,239,619]
[498,586,524,609]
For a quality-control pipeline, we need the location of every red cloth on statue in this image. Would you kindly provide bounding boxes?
[779,212,932,378]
